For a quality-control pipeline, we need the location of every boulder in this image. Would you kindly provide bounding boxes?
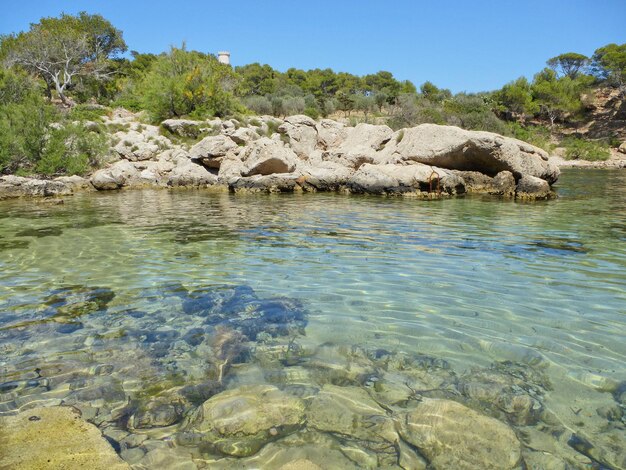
[240,138,298,176]
[515,174,553,200]
[183,384,305,457]
[90,160,139,190]
[398,398,522,470]
[382,124,559,184]
[306,385,399,466]
[0,175,74,199]
[230,127,259,145]
[278,115,318,158]
[325,123,393,169]
[619,142,626,154]
[189,135,238,169]
[217,153,246,182]
[348,163,465,195]
[453,170,516,196]
[167,161,219,187]
[55,175,93,192]
[0,406,129,469]
[230,173,302,193]
[316,119,349,149]
[300,163,355,192]
[161,119,203,138]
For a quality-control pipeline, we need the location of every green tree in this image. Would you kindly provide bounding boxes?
[2,12,126,105]
[235,63,276,96]
[420,81,452,103]
[138,46,240,122]
[531,68,587,127]
[547,52,589,79]
[592,43,626,94]
[495,77,538,117]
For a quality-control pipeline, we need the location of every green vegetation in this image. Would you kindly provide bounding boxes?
[1,11,625,176]
[562,137,611,161]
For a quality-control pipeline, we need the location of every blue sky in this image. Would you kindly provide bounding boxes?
[2,0,625,93]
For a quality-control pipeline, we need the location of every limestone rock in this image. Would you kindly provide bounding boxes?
[161,119,203,138]
[300,163,355,192]
[278,115,318,158]
[316,119,349,149]
[55,175,93,192]
[0,175,74,199]
[91,160,139,190]
[230,173,302,193]
[240,138,298,176]
[383,124,559,183]
[348,163,465,195]
[113,129,166,162]
[184,384,305,457]
[398,398,522,470]
[453,170,516,196]
[217,153,246,182]
[618,141,626,154]
[327,123,394,169]
[190,135,238,169]
[167,161,219,187]
[0,406,130,469]
[230,127,259,145]
[516,174,553,200]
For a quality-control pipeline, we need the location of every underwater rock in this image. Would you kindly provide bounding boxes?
[457,362,549,425]
[183,384,306,457]
[0,406,130,469]
[129,391,187,430]
[306,343,376,386]
[43,285,116,320]
[398,398,522,470]
[306,384,399,466]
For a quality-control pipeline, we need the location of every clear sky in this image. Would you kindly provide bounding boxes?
[1,0,625,93]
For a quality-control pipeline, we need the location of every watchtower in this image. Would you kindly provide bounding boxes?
[217,51,231,65]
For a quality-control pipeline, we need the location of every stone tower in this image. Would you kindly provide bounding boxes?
[217,51,231,65]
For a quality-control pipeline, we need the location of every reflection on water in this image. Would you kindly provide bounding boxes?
[0,169,625,468]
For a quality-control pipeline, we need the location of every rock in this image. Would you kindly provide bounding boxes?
[217,153,246,181]
[299,163,355,192]
[161,119,203,138]
[398,398,522,470]
[348,163,465,195]
[189,135,238,169]
[230,173,302,193]
[515,174,553,200]
[91,160,139,190]
[113,130,163,162]
[167,161,219,187]
[0,406,130,469]
[230,127,259,145]
[316,119,349,149]
[240,138,298,176]
[278,115,318,158]
[383,124,559,184]
[183,384,306,457]
[327,123,394,169]
[306,385,399,466]
[453,170,516,196]
[618,142,626,154]
[55,175,93,191]
[0,175,74,200]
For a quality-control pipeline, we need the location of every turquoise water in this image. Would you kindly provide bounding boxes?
[0,169,625,468]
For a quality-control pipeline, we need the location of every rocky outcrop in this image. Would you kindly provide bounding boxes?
[0,406,130,469]
[2,114,562,201]
[382,124,559,183]
[0,175,76,199]
[398,398,522,470]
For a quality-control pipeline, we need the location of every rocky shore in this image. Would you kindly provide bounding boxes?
[1,112,565,201]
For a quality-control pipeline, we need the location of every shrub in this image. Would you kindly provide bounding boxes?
[506,122,553,151]
[562,137,610,161]
[243,95,273,115]
[67,104,108,122]
[304,106,320,120]
[37,123,110,175]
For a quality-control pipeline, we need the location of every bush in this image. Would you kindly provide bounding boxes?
[506,123,553,151]
[244,95,272,115]
[37,123,109,175]
[562,137,610,161]
[67,104,109,122]
[304,106,320,120]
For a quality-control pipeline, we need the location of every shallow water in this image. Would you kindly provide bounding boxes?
[1,169,625,468]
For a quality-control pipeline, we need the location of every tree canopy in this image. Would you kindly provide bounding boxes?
[2,12,126,104]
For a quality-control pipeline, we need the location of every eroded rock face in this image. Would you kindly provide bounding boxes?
[348,163,465,195]
[326,123,394,169]
[383,124,560,184]
[0,406,130,469]
[453,170,516,196]
[278,115,318,158]
[398,398,522,470]
[240,138,299,176]
[516,174,553,200]
[91,160,140,190]
[161,119,203,138]
[190,135,238,169]
[0,175,74,199]
[183,384,306,457]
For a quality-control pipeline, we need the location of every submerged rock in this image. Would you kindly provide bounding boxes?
[0,406,130,469]
[398,398,522,470]
[183,384,306,457]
